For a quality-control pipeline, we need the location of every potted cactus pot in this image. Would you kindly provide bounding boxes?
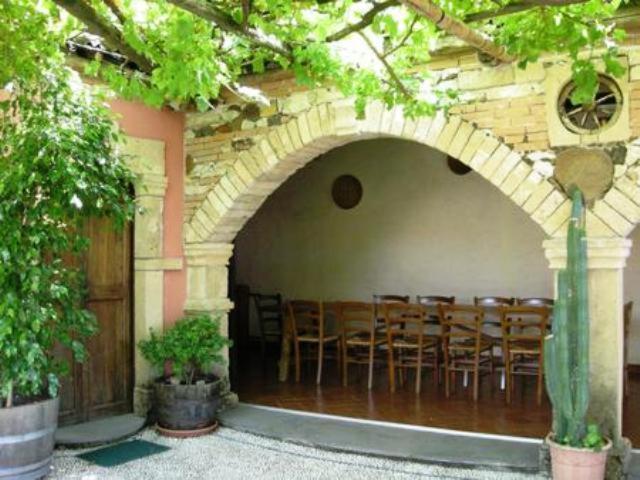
[544,188,610,480]
[139,314,231,438]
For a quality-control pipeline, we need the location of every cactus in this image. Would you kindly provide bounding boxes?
[544,187,590,447]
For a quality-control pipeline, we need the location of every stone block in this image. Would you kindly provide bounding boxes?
[604,188,640,223]
[531,189,564,225]
[458,65,515,90]
[478,144,511,179]
[541,199,571,236]
[500,161,532,196]
[522,181,554,214]
[490,151,522,186]
[468,136,500,171]
[515,62,546,84]
[510,170,543,207]
[424,111,448,147]
[435,116,462,152]
[593,200,634,236]
[459,130,490,165]
[447,121,474,158]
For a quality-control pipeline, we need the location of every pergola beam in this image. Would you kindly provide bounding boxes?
[399,0,515,63]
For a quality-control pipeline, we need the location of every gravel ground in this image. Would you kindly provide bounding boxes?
[52,427,548,480]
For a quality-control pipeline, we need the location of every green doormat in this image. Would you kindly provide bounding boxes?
[78,439,170,467]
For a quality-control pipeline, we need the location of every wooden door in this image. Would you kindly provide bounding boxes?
[58,218,133,426]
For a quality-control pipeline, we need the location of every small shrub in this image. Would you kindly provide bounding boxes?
[138,314,231,385]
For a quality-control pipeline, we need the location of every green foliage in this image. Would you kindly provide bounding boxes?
[5,0,626,117]
[138,314,231,385]
[544,188,604,449]
[0,3,136,407]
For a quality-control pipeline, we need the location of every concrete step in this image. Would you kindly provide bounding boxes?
[219,403,543,472]
[56,414,146,448]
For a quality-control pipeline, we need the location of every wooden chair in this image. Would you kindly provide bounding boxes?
[474,296,515,307]
[373,294,409,330]
[416,295,455,306]
[338,302,385,389]
[384,303,439,394]
[250,293,283,357]
[516,297,554,307]
[474,296,514,388]
[499,306,550,405]
[287,300,341,384]
[624,301,633,397]
[416,295,455,325]
[438,304,493,401]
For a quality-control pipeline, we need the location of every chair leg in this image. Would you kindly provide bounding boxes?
[624,366,629,397]
[342,342,348,387]
[387,344,396,393]
[473,354,480,402]
[505,356,512,404]
[336,340,342,380]
[536,357,544,406]
[444,356,451,398]
[367,343,375,390]
[316,341,324,385]
[294,340,301,383]
[416,349,423,395]
[433,349,439,388]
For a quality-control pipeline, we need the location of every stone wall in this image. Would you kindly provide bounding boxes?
[183,46,640,243]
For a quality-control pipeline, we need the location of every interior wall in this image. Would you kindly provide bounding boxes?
[234,138,552,336]
[624,227,640,364]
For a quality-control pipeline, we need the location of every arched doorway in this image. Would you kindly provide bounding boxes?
[228,138,553,437]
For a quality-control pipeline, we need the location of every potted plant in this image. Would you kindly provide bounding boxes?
[139,314,231,438]
[544,187,611,479]
[0,60,135,480]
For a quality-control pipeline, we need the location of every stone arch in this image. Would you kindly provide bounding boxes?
[185,99,571,245]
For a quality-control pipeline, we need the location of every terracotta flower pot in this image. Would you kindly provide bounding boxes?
[547,433,611,480]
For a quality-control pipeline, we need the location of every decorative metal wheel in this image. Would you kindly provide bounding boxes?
[558,74,623,134]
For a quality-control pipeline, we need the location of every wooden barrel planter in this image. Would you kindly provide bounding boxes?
[0,397,59,480]
[154,379,222,436]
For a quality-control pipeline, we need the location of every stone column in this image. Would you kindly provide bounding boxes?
[184,242,236,407]
[184,242,235,360]
[543,237,632,474]
[132,173,169,415]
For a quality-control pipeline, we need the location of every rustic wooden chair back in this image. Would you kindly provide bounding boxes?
[499,306,550,405]
[624,301,633,397]
[416,296,455,336]
[340,301,376,339]
[438,304,484,346]
[338,302,380,389]
[287,300,340,385]
[516,297,554,307]
[474,296,515,307]
[250,292,283,357]
[383,303,439,394]
[373,294,410,330]
[438,304,492,401]
[374,294,410,304]
[416,295,455,306]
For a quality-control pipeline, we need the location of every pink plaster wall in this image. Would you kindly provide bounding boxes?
[110,100,186,327]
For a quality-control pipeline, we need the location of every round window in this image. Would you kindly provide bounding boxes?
[332,175,362,210]
[557,74,623,134]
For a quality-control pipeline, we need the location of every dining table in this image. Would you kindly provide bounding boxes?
[277,302,549,382]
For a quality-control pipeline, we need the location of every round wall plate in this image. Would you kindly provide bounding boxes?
[332,174,363,210]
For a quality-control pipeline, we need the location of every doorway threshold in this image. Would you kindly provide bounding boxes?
[219,403,544,473]
[56,414,146,448]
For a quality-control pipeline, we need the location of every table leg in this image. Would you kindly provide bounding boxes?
[278,324,292,382]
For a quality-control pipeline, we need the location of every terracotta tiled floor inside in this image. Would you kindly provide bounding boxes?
[235,348,640,445]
